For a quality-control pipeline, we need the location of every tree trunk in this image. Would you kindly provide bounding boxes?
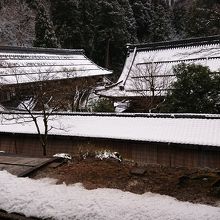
[42,143,47,156]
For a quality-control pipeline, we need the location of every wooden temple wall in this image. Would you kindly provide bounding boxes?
[0,133,220,169]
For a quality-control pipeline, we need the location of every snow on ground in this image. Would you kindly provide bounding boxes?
[0,171,220,220]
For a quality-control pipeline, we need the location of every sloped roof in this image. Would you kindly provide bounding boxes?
[0,112,220,147]
[99,35,220,98]
[0,46,112,85]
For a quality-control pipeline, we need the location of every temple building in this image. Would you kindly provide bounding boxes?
[98,35,220,112]
[0,46,112,111]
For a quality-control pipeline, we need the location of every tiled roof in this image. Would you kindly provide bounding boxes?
[0,112,220,147]
[99,36,220,98]
[0,46,112,85]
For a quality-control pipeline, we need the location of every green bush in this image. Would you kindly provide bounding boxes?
[92,98,114,112]
[162,63,220,113]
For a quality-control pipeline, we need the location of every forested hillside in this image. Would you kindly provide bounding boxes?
[0,0,219,79]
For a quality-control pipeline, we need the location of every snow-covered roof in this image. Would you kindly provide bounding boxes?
[99,35,220,98]
[0,113,220,147]
[0,46,112,85]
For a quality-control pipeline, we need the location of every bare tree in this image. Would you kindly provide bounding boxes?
[59,68,98,112]
[0,63,100,155]
[130,60,172,112]
[0,0,35,46]
[0,67,77,156]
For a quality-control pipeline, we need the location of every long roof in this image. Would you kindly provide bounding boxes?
[99,35,220,98]
[0,46,112,85]
[0,112,220,147]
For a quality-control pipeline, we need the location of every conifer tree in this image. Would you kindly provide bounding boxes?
[129,0,151,42]
[130,0,173,42]
[185,0,220,37]
[148,0,173,42]
[51,0,81,49]
[94,0,137,76]
[77,0,99,57]
[172,1,187,39]
[34,6,59,48]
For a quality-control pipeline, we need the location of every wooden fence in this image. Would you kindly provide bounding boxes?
[0,133,220,169]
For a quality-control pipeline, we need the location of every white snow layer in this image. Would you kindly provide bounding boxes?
[0,53,112,84]
[101,43,220,98]
[0,171,219,220]
[0,114,220,147]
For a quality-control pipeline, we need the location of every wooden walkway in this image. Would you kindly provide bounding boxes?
[0,153,57,177]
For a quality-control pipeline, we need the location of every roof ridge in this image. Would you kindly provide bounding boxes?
[0,46,85,55]
[1,111,220,119]
[127,35,220,52]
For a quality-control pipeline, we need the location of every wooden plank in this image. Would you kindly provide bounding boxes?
[48,162,64,168]
[0,154,58,177]
[18,157,58,177]
[0,164,29,176]
[0,162,34,167]
[0,156,49,166]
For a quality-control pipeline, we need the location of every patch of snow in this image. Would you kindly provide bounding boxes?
[17,98,36,111]
[53,153,72,160]
[114,101,130,113]
[95,150,122,162]
[0,171,219,220]
[0,104,6,111]
[85,92,100,112]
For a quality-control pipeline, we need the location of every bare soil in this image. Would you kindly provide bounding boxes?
[32,157,220,206]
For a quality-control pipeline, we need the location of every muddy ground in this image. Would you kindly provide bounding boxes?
[32,156,220,206]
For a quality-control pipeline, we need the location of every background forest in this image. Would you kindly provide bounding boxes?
[0,0,219,79]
